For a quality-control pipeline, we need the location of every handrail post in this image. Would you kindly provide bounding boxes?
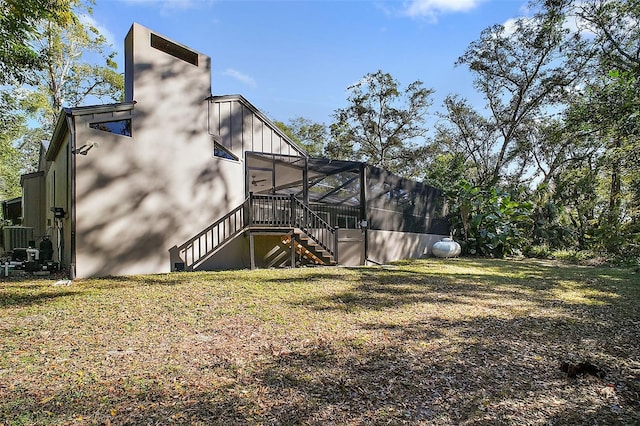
[334,226,339,264]
[248,192,254,226]
[290,194,296,227]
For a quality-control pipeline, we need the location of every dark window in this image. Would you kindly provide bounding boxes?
[214,142,238,161]
[150,33,198,66]
[89,119,132,137]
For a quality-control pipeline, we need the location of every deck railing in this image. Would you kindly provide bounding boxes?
[309,202,360,229]
[249,194,293,227]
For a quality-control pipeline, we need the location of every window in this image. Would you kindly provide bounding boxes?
[150,33,198,66]
[213,142,238,161]
[89,119,132,137]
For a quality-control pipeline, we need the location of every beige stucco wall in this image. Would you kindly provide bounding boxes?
[45,136,72,265]
[367,229,446,264]
[73,24,231,277]
[71,24,305,277]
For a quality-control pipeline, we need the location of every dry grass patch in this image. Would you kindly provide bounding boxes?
[1,259,638,425]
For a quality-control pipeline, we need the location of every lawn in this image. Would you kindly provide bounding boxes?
[1,258,638,425]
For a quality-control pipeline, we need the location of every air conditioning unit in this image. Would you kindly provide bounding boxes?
[2,226,34,252]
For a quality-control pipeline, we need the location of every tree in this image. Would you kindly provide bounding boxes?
[1,0,124,178]
[454,4,593,186]
[434,95,498,187]
[422,152,467,193]
[0,0,73,84]
[328,70,434,178]
[0,92,27,200]
[275,117,327,157]
[0,0,123,191]
[446,180,533,257]
[556,0,640,256]
[573,0,640,76]
[22,0,123,132]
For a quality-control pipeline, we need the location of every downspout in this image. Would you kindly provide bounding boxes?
[66,113,77,280]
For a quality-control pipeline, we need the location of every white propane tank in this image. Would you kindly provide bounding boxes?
[432,238,461,258]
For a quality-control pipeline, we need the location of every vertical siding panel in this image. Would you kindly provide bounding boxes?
[269,127,276,154]
[259,114,265,153]
[250,112,259,152]
[242,104,248,153]
[274,133,280,155]
[275,130,282,155]
[248,113,257,151]
[212,96,305,157]
[231,101,243,152]
[221,101,232,148]
[209,101,216,136]
[214,101,220,135]
[219,102,223,136]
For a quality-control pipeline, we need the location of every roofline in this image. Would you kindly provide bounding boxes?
[208,94,308,158]
[66,101,136,116]
[1,196,22,205]
[20,170,45,186]
[46,102,136,161]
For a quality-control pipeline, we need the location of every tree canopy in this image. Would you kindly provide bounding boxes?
[0,0,73,84]
[435,0,640,261]
[327,70,434,178]
[275,117,327,157]
[0,0,123,205]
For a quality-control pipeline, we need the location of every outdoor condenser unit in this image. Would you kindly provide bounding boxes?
[2,226,34,252]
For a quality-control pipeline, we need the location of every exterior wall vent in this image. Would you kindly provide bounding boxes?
[150,33,198,66]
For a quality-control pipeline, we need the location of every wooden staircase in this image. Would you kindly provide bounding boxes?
[176,194,338,271]
[282,229,336,266]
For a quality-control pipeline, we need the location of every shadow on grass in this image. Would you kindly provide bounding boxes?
[295,259,629,313]
[263,272,353,285]
[4,310,638,425]
[2,259,638,424]
[0,287,82,309]
[80,274,196,290]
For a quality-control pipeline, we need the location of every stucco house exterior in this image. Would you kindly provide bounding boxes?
[20,23,449,278]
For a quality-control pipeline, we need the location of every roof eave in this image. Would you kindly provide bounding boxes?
[45,108,72,162]
[45,102,136,162]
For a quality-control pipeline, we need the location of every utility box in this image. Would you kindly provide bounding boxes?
[2,226,35,252]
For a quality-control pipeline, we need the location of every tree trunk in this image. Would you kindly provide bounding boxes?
[608,139,622,228]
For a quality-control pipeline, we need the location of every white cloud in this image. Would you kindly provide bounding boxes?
[117,0,216,15]
[404,0,483,19]
[501,7,597,39]
[158,0,213,14]
[222,68,256,87]
[501,17,519,36]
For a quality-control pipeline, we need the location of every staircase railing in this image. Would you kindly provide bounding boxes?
[291,196,337,260]
[176,194,338,270]
[249,194,337,261]
[177,197,249,270]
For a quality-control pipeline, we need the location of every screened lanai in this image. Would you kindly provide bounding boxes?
[244,152,449,235]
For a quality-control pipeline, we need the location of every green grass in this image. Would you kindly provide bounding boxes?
[1,258,639,425]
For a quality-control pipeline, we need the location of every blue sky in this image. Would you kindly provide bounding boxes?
[90,0,529,126]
